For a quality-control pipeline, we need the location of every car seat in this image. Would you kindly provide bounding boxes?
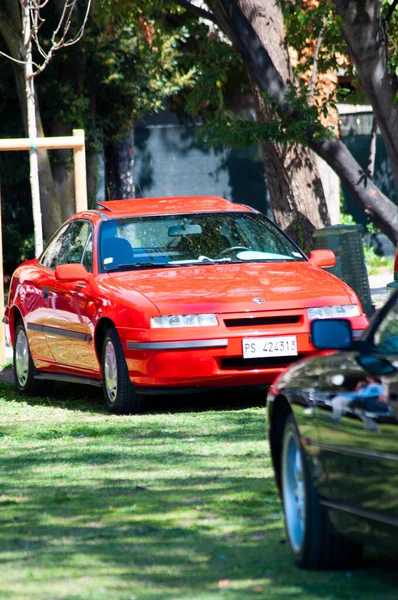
[101,237,135,269]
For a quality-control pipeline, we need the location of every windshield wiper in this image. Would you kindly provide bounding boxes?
[105,262,180,273]
[170,256,232,265]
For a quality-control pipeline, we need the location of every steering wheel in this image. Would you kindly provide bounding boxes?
[216,245,251,257]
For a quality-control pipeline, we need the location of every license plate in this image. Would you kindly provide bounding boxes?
[242,336,298,359]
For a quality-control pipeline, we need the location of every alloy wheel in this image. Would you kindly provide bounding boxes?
[282,428,306,553]
[15,327,29,387]
[104,339,118,403]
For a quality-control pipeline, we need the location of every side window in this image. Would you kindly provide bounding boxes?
[40,221,92,270]
[374,302,398,353]
[40,223,70,270]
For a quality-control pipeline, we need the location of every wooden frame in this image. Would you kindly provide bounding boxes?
[0,128,88,364]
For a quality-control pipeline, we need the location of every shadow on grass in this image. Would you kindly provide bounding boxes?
[1,375,398,598]
[0,377,267,416]
[0,457,397,599]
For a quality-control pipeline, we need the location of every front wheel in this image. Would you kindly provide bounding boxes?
[102,326,144,414]
[281,414,362,569]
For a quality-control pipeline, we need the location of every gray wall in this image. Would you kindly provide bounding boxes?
[133,124,271,217]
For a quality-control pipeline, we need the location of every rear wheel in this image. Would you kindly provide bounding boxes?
[102,326,144,414]
[13,321,50,396]
[281,414,362,569]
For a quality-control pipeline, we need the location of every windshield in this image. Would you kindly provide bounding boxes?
[99,212,306,272]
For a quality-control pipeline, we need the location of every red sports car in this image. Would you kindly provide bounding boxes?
[4,196,369,413]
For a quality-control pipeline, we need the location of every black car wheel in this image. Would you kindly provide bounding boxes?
[281,414,362,569]
[13,320,49,396]
[102,326,144,414]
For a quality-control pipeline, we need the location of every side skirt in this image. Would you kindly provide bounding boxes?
[35,373,102,387]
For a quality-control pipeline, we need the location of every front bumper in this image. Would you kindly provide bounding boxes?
[120,309,368,389]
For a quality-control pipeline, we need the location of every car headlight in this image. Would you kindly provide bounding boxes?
[150,313,218,328]
[307,305,360,320]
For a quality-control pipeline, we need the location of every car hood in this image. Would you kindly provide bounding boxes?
[107,262,359,315]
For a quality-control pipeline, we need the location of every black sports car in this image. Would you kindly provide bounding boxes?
[267,288,398,569]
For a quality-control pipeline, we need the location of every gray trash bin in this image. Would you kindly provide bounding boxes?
[313,225,374,317]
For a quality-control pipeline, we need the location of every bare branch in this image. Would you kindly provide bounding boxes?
[16,0,92,77]
[0,49,29,66]
[175,0,219,25]
[308,16,326,107]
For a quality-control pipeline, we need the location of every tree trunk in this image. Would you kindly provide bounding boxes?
[207,0,398,243]
[239,0,330,249]
[50,118,76,221]
[334,1,398,194]
[105,130,135,200]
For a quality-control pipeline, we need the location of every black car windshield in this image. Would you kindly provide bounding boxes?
[99,212,306,273]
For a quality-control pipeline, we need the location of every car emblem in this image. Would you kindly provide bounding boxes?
[252,298,265,304]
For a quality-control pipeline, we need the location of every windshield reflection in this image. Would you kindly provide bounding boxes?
[99,212,305,272]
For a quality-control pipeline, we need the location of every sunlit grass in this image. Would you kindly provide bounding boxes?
[0,381,397,599]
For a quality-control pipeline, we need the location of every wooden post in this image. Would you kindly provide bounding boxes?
[0,132,88,361]
[0,176,5,366]
[73,129,88,213]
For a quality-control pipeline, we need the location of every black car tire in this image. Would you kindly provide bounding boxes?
[281,414,362,569]
[13,320,50,396]
[101,326,144,414]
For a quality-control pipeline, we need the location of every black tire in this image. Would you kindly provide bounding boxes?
[281,414,362,569]
[101,326,144,414]
[13,320,50,396]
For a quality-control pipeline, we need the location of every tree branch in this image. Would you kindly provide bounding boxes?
[308,16,326,106]
[207,0,398,241]
[15,0,92,77]
[385,0,398,25]
[175,0,219,25]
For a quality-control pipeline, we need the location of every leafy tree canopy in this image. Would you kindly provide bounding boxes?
[39,6,198,154]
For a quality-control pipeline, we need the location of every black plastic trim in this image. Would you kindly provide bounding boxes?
[35,373,102,387]
[127,339,228,350]
[27,322,92,342]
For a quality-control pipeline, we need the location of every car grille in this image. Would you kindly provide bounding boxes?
[220,354,306,370]
[223,315,301,328]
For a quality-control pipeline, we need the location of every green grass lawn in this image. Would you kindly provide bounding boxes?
[0,380,397,600]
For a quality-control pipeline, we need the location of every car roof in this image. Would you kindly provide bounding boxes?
[96,196,254,218]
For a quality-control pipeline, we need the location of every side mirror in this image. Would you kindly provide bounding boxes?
[55,263,91,283]
[309,249,336,268]
[311,318,353,350]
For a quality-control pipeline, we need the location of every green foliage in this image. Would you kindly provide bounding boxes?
[195,79,332,151]
[364,243,394,274]
[282,0,398,107]
[383,0,398,86]
[340,211,356,226]
[39,11,196,154]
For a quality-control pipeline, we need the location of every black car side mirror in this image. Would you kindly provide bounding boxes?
[311,318,353,350]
